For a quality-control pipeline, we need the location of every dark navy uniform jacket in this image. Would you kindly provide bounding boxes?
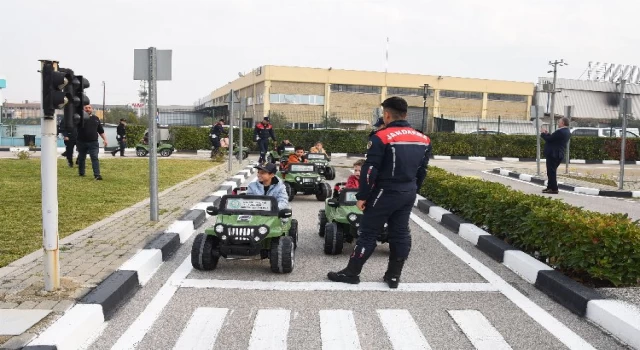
[254,122,276,141]
[357,120,431,201]
[210,123,225,138]
[541,127,570,159]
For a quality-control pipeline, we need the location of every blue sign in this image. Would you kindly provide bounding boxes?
[0,79,6,89]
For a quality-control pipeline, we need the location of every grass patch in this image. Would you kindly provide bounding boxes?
[561,174,618,187]
[0,158,218,267]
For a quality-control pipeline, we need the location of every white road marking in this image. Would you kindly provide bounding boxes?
[410,214,596,350]
[248,309,291,350]
[448,310,512,350]
[179,279,499,292]
[377,309,431,350]
[110,255,193,350]
[172,308,228,350]
[319,310,362,350]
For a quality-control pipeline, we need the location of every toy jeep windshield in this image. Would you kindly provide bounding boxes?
[319,188,388,255]
[305,153,336,180]
[280,163,332,202]
[191,195,298,273]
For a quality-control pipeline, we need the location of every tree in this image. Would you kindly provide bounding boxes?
[322,114,341,129]
[104,107,138,125]
[267,111,289,129]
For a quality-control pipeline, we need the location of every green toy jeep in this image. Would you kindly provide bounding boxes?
[279,163,332,202]
[135,141,175,157]
[305,153,336,180]
[267,146,295,165]
[318,188,388,255]
[191,195,298,273]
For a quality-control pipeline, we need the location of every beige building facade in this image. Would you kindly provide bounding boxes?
[195,65,534,129]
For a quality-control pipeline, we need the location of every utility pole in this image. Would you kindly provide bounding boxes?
[421,84,429,133]
[228,89,234,172]
[102,81,106,125]
[619,80,628,190]
[548,59,567,132]
[148,47,159,221]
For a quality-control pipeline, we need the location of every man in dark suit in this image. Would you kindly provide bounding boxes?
[541,117,571,194]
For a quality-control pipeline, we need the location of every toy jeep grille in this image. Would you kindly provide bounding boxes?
[228,227,256,241]
[303,178,315,183]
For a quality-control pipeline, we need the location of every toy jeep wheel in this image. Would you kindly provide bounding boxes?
[160,148,171,157]
[270,236,295,273]
[318,210,327,237]
[324,222,344,255]
[316,182,331,201]
[325,166,336,180]
[191,233,220,271]
[136,148,148,157]
[267,154,274,164]
[284,182,295,202]
[289,219,299,249]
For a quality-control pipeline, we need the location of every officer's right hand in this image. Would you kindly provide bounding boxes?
[356,200,366,211]
[64,137,69,141]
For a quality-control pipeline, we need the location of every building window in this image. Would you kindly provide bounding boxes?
[269,94,325,105]
[247,97,253,106]
[330,84,381,94]
[439,90,483,100]
[387,87,434,97]
[487,93,527,102]
[257,94,264,104]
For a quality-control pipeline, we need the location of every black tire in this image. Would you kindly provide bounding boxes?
[136,148,147,157]
[191,233,220,271]
[160,148,171,157]
[318,210,327,237]
[325,166,336,180]
[324,222,344,255]
[242,151,249,160]
[289,219,299,250]
[270,236,295,273]
[284,182,295,202]
[267,154,274,164]
[316,182,331,201]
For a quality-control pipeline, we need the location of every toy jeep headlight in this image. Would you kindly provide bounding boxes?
[295,176,301,182]
[215,224,224,233]
[258,226,268,235]
[317,176,322,182]
[348,214,357,222]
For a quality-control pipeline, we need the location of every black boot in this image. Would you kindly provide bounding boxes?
[383,257,407,289]
[111,150,117,157]
[328,245,371,284]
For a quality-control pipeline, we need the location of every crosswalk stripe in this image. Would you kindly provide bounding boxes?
[172,308,228,350]
[248,309,291,350]
[449,310,513,350]
[377,309,432,350]
[320,310,362,350]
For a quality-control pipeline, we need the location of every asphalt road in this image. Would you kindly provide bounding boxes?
[86,165,628,350]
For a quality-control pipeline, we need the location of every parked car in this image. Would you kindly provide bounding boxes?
[468,130,509,135]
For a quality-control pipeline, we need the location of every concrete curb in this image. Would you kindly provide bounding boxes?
[24,164,258,349]
[415,199,640,349]
[321,153,640,164]
[491,168,640,199]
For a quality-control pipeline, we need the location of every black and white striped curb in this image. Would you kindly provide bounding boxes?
[24,164,258,350]
[415,198,640,349]
[328,153,640,164]
[491,168,640,199]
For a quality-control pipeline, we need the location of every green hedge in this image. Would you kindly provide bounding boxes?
[165,126,640,160]
[421,166,640,286]
[125,125,147,148]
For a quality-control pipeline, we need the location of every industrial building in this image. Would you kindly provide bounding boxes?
[194,65,535,130]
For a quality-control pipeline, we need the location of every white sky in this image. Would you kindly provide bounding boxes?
[0,0,636,106]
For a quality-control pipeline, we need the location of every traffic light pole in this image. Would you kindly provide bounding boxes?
[148,48,159,221]
[39,60,61,291]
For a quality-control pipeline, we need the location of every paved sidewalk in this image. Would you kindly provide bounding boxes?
[0,160,246,348]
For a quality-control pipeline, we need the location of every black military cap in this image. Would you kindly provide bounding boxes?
[381,96,408,114]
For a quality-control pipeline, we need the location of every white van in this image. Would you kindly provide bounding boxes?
[570,127,639,138]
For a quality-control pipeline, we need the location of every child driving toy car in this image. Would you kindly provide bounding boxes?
[310,141,328,155]
[333,159,364,197]
[286,146,308,167]
[247,163,290,210]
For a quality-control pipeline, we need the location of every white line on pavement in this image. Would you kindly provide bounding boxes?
[377,309,432,350]
[248,309,291,350]
[319,310,362,350]
[179,279,499,292]
[172,308,228,350]
[410,214,596,350]
[110,255,193,350]
[448,310,512,350]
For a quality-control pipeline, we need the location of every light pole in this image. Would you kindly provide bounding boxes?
[101,81,106,125]
[421,84,429,133]
[547,59,567,132]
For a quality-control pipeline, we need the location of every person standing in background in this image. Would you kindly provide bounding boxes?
[59,120,77,167]
[541,117,571,194]
[76,105,108,180]
[111,118,127,157]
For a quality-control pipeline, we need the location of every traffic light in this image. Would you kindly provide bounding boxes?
[41,61,69,118]
[73,75,90,128]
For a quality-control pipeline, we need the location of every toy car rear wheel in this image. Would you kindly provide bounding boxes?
[267,154,274,164]
[284,182,295,202]
[318,210,327,237]
[289,219,299,250]
[316,182,331,201]
[136,148,148,157]
[325,166,336,180]
[324,222,344,255]
[160,148,171,157]
[191,233,220,271]
[270,236,295,273]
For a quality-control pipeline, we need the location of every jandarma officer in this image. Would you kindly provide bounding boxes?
[328,96,431,289]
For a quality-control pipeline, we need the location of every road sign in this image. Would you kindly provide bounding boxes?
[133,49,172,81]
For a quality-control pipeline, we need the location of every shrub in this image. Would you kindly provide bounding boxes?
[421,166,640,286]
[125,125,147,148]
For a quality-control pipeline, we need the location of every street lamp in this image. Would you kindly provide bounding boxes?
[548,59,568,131]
